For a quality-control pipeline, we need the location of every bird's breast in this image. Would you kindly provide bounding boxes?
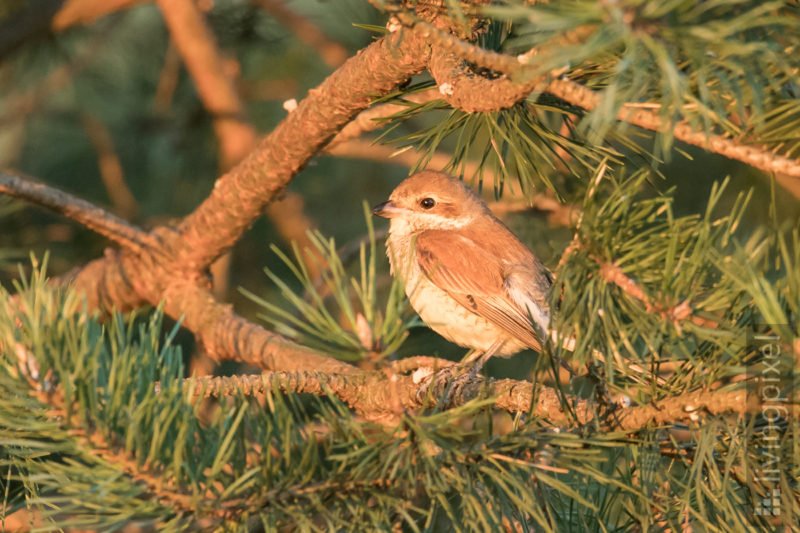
[386,231,526,356]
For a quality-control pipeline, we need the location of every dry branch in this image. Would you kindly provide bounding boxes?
[156,0,255,169]
[546,79,800,179]
[0,172,150,254]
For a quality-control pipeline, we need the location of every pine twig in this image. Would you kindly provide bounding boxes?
[546,79,800,179]
[596,257,719,329]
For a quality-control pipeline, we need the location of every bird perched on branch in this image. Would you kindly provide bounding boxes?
[373,170,553,380]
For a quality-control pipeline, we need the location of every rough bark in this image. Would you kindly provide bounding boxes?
[174,30,430,271]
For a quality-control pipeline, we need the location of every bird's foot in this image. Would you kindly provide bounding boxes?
[415,362,486,407]
[585,361,622,422]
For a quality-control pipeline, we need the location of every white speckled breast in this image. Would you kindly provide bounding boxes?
[386,231,526,356]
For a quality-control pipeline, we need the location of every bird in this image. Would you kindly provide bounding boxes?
[372,170,553,378]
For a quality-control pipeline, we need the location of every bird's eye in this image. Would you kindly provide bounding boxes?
[420,197,436,209]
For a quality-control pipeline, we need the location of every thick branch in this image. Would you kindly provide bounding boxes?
[156,0,321,292]
[161,281,357,375]
[5,31,431,376]
[173,31,430,271]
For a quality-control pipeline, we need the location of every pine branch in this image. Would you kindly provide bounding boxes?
[183,370,763,432]
[31,5,428,308]
[3,2,793,430]
[546,79,800,179]
[428,48,538,113]
[3,5,798,529]
[33,389,211,522]
[155,0,322,314]
[20,29,433,362]
[0,173,353,375]
[182,283,358,375]
[402,15,800,178]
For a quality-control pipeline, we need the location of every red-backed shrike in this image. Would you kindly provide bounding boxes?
[373,171,552,374]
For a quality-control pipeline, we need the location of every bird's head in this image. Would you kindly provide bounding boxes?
[372,171,488,233]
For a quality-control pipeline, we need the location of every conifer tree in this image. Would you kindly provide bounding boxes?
[0,0,798,530]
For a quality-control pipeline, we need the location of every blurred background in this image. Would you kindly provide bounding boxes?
[1,0,798,377]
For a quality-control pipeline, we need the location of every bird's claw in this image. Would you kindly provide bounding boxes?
[415,363,485,407]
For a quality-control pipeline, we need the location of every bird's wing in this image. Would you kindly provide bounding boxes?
[415,231,545,351]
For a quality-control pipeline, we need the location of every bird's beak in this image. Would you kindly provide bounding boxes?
[372,200,403,218]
